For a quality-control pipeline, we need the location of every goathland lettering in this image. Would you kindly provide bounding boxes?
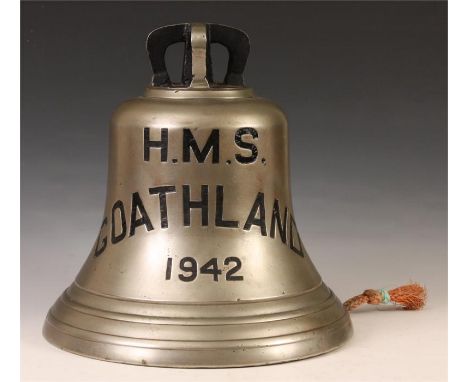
[94,185,304,258]
[93,126,304,257]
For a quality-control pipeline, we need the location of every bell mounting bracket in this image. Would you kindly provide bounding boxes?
[146,23,250,88]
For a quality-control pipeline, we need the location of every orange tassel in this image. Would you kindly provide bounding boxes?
[343,283,426,312]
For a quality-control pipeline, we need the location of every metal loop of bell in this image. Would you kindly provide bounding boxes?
[43,23,352,368]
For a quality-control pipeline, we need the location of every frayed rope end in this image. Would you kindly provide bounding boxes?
[343,283,427,312]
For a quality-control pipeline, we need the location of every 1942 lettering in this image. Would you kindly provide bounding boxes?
[165,257,243,282]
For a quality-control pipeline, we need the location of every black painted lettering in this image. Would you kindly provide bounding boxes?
[183,185,209,226]
[111,200,127,244]
[215,185,239,228]
[144,127,168,162]
[178,257,198,282]
[94,217,107,257]
[183,129,219,163]
[129,192,154,236]
[270,199,288,243]
[243,192,267,236]
[289,214,304,257]
[149,185,176,228]
[165,258,173,280]
[235,128,258,164]
[225,257,243,281]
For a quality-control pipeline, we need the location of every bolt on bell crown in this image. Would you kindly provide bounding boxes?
[43,22,352,368]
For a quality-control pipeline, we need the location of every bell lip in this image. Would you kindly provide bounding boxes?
[143,86,255,99]
[43,312,353,368]
[42,282,353,368]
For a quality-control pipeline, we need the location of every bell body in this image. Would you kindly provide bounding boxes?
[43,23,352,368]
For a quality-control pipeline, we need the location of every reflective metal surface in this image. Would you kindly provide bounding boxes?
[43,22,352,368]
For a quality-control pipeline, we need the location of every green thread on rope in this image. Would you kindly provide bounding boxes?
[379,289,392,304]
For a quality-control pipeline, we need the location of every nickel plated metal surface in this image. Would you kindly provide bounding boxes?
[43,22,352,368]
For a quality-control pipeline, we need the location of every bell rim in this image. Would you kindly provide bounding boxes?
[43,282,353,368]
[43,310,352,368]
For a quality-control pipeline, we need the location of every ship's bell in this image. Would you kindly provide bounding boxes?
[43,23,352,368]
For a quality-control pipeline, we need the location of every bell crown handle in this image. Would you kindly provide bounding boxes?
[146,23,250,88]
[207,23,250,87]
